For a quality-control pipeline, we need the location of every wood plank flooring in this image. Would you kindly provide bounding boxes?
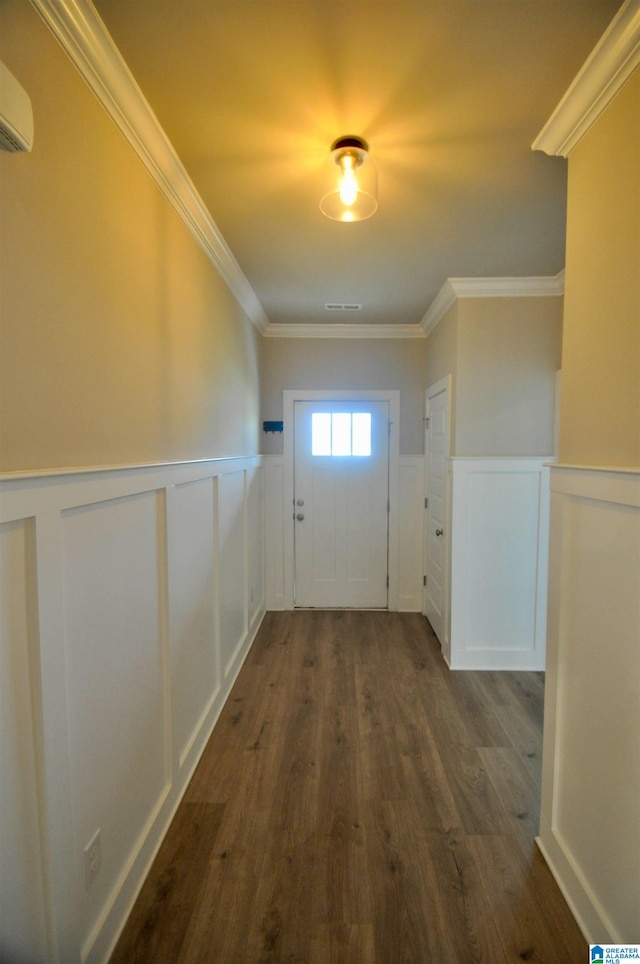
[110,611,587,963]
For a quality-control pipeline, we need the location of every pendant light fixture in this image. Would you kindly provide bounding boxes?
[320,135,378,222]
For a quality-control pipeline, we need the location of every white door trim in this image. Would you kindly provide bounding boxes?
[283,390,401,610]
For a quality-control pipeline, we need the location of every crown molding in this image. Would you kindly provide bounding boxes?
[30,0,269,334]
[264,323,426,339]
[532,0,640,158]
[420,271,565,336]
[420,281,458,337]
[448,272,565,299]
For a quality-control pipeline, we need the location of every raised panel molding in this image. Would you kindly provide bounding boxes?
[247,466,266,625]
[449,458,551,670]
[538,465,640,942]
[61,491,170,960]
[170,478,219,769]
[0,519,50,963]
[264,457,287,610]
[218,471,248,677]
[0,456,265,963]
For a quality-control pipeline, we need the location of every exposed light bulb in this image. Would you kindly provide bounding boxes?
[339,153,359,207]
[320,136,377,222]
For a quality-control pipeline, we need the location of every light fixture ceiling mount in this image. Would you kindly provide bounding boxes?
[320,135,378,223]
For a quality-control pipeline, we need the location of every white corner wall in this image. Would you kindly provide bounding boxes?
[0,457,265,963]
[449,458,551,670]
[538,466,640,941]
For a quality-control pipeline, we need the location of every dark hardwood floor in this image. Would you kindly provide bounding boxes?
[110,610,587,963]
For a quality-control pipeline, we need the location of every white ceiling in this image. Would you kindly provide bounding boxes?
[94,0,621,328]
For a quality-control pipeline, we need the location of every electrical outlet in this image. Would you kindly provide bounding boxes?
[84,828,101,889]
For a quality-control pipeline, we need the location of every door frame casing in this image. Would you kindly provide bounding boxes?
[283,390,401,610]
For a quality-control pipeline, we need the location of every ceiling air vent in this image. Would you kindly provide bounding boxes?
[324,303,362,311]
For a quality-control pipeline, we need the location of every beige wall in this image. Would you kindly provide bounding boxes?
[425,301,458,391]
[260,336,428,455]
[455,296,563,456]
[425,295,562,457]
[425,300,458,452]
[539,65,640,944]
[0,3,261,473]
[560,67,640,468]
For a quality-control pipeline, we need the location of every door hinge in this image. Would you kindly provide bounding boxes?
[387,498,390,513]
[424,497,428,509]
[423,575,427,587]
[424,417,430,428]
[387,575,390,588]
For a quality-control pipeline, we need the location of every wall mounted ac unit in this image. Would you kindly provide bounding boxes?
[0,60,33,153]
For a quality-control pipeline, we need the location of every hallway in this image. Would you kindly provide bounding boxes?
[111,610,586,962]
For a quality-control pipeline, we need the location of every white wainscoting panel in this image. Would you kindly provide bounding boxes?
[170,478,218,768]
[62,492,170,953]
[264,457,286,610]
[0,457,265,964]
[247,465,265,626]
[218,471,248,677]
[0,518,50,964]
[538,465,640,943]
[450,458,551,670]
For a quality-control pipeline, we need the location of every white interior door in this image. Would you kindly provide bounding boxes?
[424,379,450,648]
[294,399,389,608]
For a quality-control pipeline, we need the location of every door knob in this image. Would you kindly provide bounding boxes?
[435,528,444,537]
[296,513,305,521]
[296,499,304,506]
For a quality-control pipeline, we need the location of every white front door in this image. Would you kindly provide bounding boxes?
[424,379,450,651]
[293,399,389,608]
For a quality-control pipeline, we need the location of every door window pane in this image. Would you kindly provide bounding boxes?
[352,413,371,456]
[331,413,352,455]
[311,413,331,455]
[311,411,371,457]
